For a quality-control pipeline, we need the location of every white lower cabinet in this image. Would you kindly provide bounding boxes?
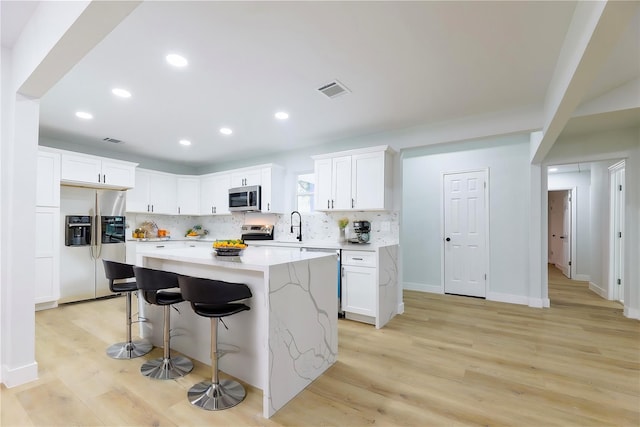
[342,265,376,317]
[35,206,60,306]
[341,247,399,328]
[341,250,377,319]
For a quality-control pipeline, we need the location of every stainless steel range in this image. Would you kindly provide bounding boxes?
[240,224,274,241]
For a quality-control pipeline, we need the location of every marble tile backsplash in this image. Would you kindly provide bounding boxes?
[127,211,399,245]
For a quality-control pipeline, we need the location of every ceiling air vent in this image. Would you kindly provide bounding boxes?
[317,79,350,99]
[103,137,122,144]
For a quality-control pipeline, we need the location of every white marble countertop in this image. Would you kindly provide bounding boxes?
[248,240,396,251]
[130,238,398,251]
[136,245,337,273]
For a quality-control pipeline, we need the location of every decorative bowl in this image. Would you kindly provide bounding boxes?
[186,235,201,240]
[214,247,243,256]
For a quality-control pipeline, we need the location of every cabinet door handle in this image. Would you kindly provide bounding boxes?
[351,198,354,208]
[213,206,217,214]
[327,200,330,209]
[331,199,334,209]
[103,174,106,183]
[151,205,154,213]
[147,204,150,212]
[178,207,181,214]
[98,173,101,183]
[267,202,270,211]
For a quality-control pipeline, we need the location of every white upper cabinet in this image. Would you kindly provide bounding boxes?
[200,173,231,215]
[352,151,388,210]
[332,156,353,210]
[176,176,200,215]
[231,169,262,187]
[36,149,60,207]
[126,169,176,214]
[313,146,394,211]
[60,151,136,189]
[260,165,285,213]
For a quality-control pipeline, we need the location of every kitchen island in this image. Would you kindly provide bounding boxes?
[135,245,338,418]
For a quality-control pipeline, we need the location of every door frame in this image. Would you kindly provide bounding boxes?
[440,168,490,296]
[546,186,578,280]
[608,160,625,302]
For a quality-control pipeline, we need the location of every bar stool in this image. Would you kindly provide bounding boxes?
[177,275,252,410]
[102,260,152,359]
[133,266,193,380]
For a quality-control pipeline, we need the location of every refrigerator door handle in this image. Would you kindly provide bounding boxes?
[95,214,103,259]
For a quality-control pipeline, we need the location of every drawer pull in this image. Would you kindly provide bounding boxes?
[352,257,363,261]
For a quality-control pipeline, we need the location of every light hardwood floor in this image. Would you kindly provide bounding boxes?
[2,266,638,426]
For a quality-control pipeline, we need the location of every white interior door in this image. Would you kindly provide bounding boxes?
[548,191,563,266]
[443,170,487,298]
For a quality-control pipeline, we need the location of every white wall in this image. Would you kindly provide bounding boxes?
[548,171,591,279]
[588,162,610,295]
[402,135,532,303]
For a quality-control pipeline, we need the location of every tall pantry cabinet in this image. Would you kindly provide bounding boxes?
[35,148,61,309]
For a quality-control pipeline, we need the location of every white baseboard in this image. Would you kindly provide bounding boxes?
[1,361,38,388]
[528,297,550,308]
[35,301,58,311]
[624,306,640,320]
[397,302,405,314]
[403,281,442,294]
[589,282,608,299]
[574,274,590,282]
[486,291,529,306]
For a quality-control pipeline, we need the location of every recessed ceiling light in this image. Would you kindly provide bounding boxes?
[112,88,131,98]
[219,127,233,135]
[179,139,191,146]
[275,111,289,120]
[75,111,93,120]
[166,53,188,67]
[548,167,558,172]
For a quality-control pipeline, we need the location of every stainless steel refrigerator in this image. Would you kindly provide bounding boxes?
[60,186,127,303]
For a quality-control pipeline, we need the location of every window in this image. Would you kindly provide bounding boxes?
[296,173,315,213]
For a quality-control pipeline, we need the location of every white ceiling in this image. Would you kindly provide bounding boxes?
[3,1,639,168]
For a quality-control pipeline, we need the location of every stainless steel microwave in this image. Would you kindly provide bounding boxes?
[228,185,261,212]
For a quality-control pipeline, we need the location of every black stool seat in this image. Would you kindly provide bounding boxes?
[142,290,183,306]
[111,281,138,293]
[102,260,152,359]
[178,275,252,411]
[133,266,193,380]
[191,303,250,318]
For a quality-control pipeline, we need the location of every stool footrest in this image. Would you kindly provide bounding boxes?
[106,340,152,359]
[141,356,193,380]
[188,379,246,410]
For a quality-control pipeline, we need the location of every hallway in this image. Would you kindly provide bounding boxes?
[547,264,623,310]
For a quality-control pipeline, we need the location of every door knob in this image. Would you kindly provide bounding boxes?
[445,237,451,242]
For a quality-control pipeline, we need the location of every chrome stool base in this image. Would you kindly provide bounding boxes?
[188,379,246,410]
[106,340,152,359]
[141,356,193,380]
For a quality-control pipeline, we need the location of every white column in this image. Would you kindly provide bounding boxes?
[0,0,140,388]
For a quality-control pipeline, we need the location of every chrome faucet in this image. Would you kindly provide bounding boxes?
[290,211,302,241]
